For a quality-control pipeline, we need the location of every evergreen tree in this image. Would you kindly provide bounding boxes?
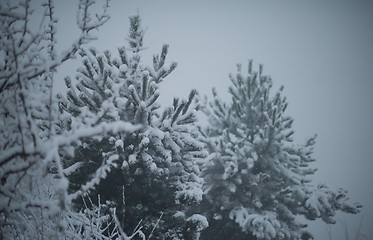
[58,15,208,239]
[199,61,361,240]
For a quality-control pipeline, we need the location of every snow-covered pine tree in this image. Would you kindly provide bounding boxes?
[199,61,361,240]
[58,15,208,239]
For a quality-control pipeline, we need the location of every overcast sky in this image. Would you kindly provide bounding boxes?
[50,0,373,239]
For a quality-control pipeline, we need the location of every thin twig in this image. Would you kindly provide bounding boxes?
[147,212,163,240]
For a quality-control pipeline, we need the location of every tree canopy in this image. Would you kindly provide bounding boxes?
[0,1,361,239]
[199,62,361,240]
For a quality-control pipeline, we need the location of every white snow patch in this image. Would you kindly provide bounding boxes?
[119,64,128,73]
[63,162,83,176]
[187,214,209,231]
[115,139,124,148]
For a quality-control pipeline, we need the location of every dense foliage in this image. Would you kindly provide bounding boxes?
[58,15,208,240]
[0,1,361,239]
[199,62,361,240]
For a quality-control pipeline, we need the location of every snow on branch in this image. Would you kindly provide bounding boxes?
[0,0,146,239]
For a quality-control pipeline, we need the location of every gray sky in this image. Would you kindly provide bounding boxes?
[52,0,373,239]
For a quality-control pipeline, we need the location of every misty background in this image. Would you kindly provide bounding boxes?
[47,0,372,239]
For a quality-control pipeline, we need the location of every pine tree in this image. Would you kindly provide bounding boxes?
[58,15,208,239]
[199,61,361,240]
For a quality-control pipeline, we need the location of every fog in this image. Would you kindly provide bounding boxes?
[52,0,373,239]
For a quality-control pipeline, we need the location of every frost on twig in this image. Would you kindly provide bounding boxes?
[0,0,143,239]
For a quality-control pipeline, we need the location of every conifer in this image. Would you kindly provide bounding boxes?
[58,15,208,239]
[200,61,361,240]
